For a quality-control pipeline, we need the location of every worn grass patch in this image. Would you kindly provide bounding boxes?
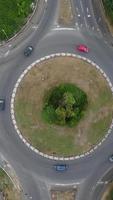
[51,188,77,200]
[58,0,73,26]
[0,0,34,41]
[14,56,113,157]
[0,168,21,200]
[101,183,113,200]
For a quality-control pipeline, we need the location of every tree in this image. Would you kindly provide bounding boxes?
[55,107,66,125]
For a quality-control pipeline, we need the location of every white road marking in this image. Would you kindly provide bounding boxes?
[97,181,108,185]
[78,14,80,17]
[76,7,79,12]
[87,7,89,13]
[80,0,84,12]
[53,27,75,31]
[87,14,91,17]
[84,16,88,27]
[98,17,101,22]
[4,50,10,57]
[56,24,60,28]
[77,26,80,30]
[32,25,38,29]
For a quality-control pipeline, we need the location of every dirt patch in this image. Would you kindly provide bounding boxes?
[14,56,113,157]
[101,183,113,200]
[51,188,77,200]
[58,0,73,26]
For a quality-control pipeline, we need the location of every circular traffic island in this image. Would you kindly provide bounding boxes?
[14,56,113,157]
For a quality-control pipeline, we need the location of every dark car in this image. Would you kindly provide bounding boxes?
[0,99,5,111]
[109,155,113,162]
[54,164,69,172]
[24,46,34,57]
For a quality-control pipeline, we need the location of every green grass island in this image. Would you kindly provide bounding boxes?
[14,56,113,157]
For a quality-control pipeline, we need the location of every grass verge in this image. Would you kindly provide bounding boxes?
[0,0,34,41]
[0,168,21,200]
[102,0,113,36]
[101,183,113,200]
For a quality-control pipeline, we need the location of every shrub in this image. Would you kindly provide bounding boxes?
[42,83,88,127]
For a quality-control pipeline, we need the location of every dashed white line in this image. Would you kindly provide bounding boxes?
[80,0,84,12]
[87,7,89,13]
[4,50,10,57]
[84,16,88,27]
[32,25,39,29]
[87,14,91,18]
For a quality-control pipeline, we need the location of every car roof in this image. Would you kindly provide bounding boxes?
[54,164,69,171]
[0,99,5,110]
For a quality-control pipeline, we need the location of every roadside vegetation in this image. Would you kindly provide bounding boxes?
[0,168,21,200]
[102,0,113,23]
[101,183,113,200]
[0,0,34,41]
[15,56,113,157]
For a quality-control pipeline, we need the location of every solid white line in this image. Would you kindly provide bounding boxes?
[84,16,88,27]
[80,0,84,12]
[4,50,10,57]
[53,27,75,31]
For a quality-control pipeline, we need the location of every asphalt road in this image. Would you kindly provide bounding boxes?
[0,0,113,199]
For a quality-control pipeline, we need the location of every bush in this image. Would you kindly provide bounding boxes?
[0,0,34,40]
[42,83,88,127]
[103,0,113,23]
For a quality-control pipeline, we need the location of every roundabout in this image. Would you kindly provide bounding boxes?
[0,0,113,199]
[11,53,113,160]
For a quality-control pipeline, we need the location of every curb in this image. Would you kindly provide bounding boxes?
[11,53,113,161]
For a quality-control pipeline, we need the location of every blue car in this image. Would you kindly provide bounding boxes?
[54,164,69,172]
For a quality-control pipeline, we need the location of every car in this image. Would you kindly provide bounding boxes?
[76,44,89,53]
[109,155,113,162]
[24,46,34,56]
[0,99,5,111]
[54,164,69,172]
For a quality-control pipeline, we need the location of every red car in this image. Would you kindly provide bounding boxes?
[76,44,89,53]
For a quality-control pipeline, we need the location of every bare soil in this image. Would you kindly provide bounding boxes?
[51,188,77,200]
[58,0,73,26]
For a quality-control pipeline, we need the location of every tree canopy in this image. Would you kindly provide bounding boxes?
[42,83,88,127]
